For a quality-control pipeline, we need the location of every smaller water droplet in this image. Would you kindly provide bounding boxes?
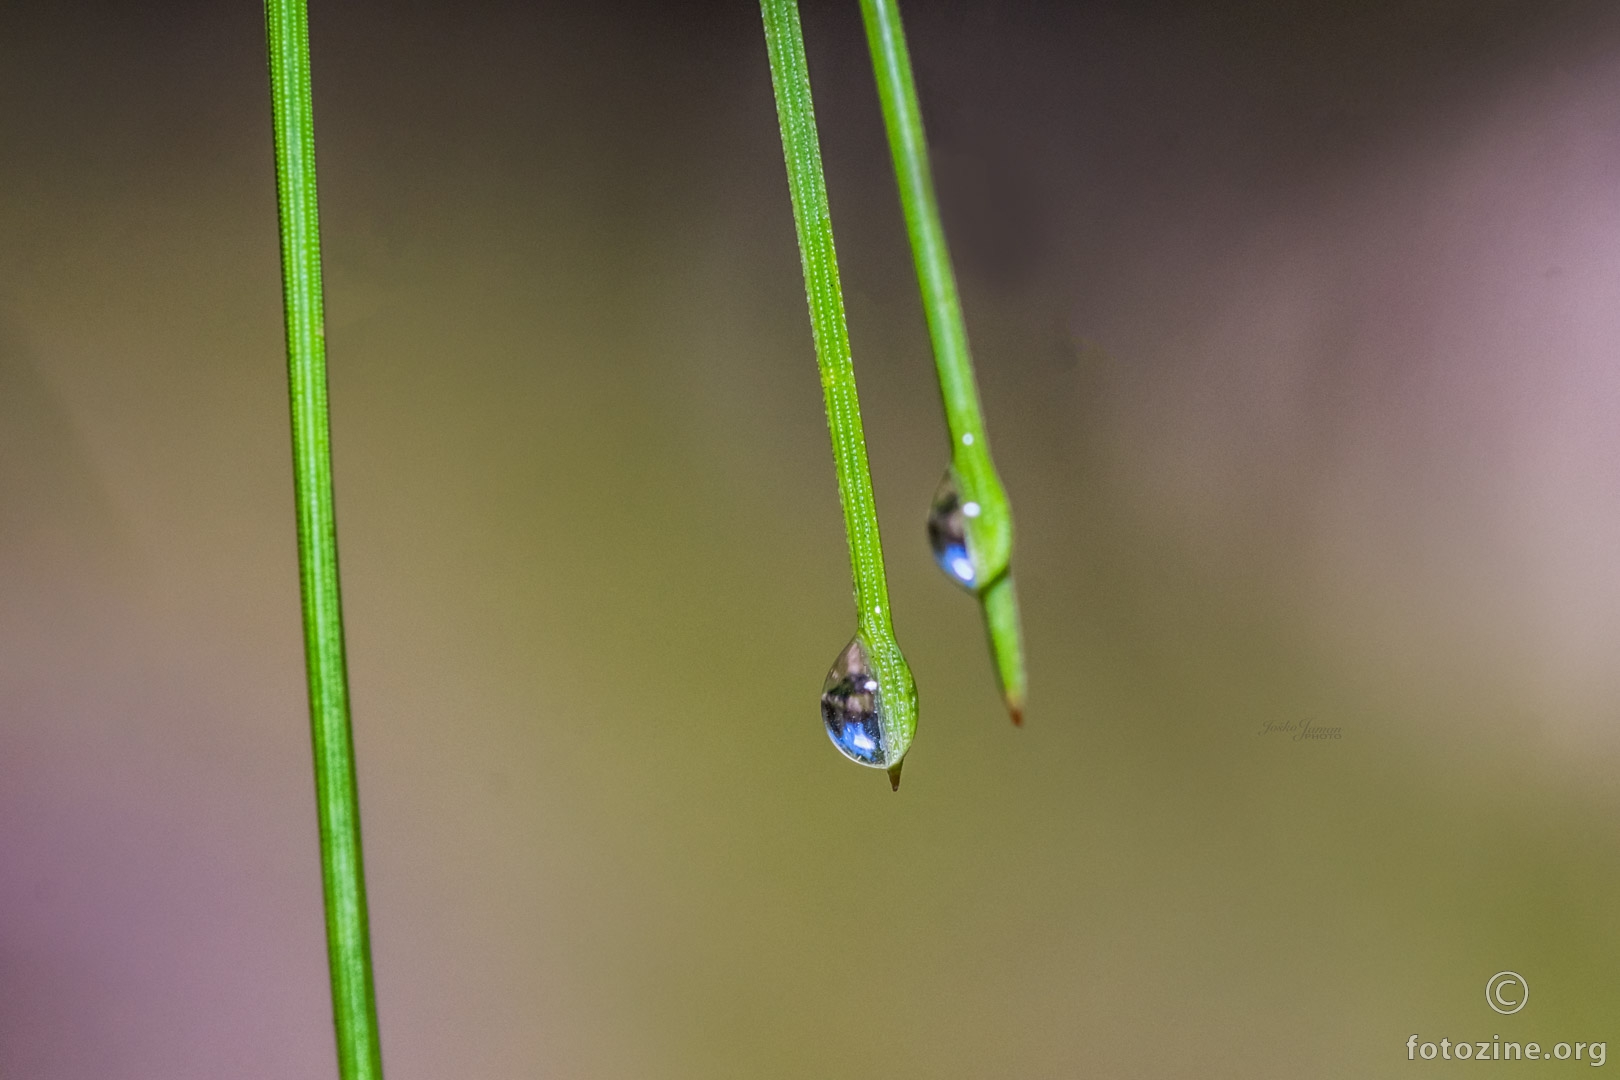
[821,637,887,767]
[961,432,975,446]
[927,469,977,589]
[962,501,981,518]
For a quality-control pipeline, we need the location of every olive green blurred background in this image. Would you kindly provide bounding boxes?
[5,1,1620,1076]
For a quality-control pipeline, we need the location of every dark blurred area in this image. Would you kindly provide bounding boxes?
[5,1,1620,1076]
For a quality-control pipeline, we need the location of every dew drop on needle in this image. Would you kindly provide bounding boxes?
[927,468,977,589]
[821,636,887,767]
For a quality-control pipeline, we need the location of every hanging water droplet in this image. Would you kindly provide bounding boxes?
[927,469,977,589]
[821,636,887,767]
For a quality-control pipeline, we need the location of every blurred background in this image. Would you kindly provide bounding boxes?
[4,0,1620,1075]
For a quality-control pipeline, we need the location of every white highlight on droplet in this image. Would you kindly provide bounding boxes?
[961,433,974,445]
[963,501,981,517]
[951,556,975,582]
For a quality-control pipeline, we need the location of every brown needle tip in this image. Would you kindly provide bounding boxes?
[1006,695,1025,727]
[887,761,904,791]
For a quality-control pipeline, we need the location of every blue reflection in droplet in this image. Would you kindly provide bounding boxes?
[927,469,977,589]
[821,637,887,767]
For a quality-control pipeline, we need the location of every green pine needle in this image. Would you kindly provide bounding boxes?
[761,0,919,780]
[265,1,386,1075]
[859,0,1027,722]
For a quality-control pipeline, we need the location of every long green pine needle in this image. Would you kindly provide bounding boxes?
[858,0,1027,723]
[265,1,385,1076]
[761,0,918,786]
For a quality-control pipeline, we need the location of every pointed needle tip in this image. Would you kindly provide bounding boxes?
[888,761,904,791]
[1006,696,1025,727]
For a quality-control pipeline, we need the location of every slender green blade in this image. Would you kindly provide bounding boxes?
[859,0,1026,722]
[265,1,385,1075]
[761,0,919,772]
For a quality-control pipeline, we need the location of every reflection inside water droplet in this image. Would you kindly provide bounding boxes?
[821,637,887,767]
[927,469,977,589]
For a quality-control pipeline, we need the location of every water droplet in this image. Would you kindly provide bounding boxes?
[961,432,975,446]
[821,637,887,767]
[927,469,977,589]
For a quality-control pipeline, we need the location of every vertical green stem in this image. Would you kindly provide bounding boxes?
[761,0,918,776]
[266,2,385,1076]
[761,0,887,627]
[858,0,1026,722]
